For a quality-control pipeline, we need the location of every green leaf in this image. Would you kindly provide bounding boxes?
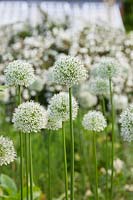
[0,174,17,195]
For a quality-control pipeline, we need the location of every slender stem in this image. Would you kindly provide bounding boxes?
[109,79,115,200]
[78,110,86,194]
[101,96,108,199]
[25,133,29,200]
[18,86,23,200]
[62,122,68,200]
[29,133,33,200]
[48,131,51,200]
[69,87,74,200]
[93,132,99,200]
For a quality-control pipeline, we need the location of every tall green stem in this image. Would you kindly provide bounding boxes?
[29,133,33,200]
[93,132,99,200]
[69,87,74,200]
[18,86,23,200]
[109,79,115,200]
[48,131,51,200]
[101,96,108,199]
[62,122,68,200]
[25,133,29,200]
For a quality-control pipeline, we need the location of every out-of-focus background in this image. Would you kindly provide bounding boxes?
[0,1,133,200]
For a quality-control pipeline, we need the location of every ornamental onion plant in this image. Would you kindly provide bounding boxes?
[89,77,109,198]
[47,92,78,200]
[53,56,87,200]
[4,60,35,200]
[12,101,47,200]
[82,111,107,200]
[92,57,119,199]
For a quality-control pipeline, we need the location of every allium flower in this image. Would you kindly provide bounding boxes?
[89,78,109,96]
[53,56,88,87]
[91,58,119,79]
[4,60,35,87]
[119,104,133,142]
[0,136,16,166]
[78,91,97,108]
[46,110,62,131]
[12,101,47,133]
[82,111,107,132]
[48,92,78,121]
[29,76,44,92]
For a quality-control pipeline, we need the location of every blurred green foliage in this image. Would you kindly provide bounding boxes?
[123,0,133,31]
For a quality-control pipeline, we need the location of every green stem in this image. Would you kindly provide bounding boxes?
[25,133,29,200]
[69,87,74,200]
[62,122,68,200]
[29,133,33,200]
[93,132,99,200]
[101,96,108,199]
[48,131,51,200]
[109,79,115,200]
[18,86,23,200]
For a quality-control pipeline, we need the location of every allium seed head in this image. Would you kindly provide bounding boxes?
[92,58,119,79]
[89,78,109,96]
[119,104,133,142]
[82,111,107,132]
[53,56,88,87]
[48,92,78,122]
[12,101,47,133]
[4,60,35,87]
[0,136,16,166]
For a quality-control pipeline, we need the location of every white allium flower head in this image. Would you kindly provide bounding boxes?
[53,56,88,87]
[89,78,109,96]
[29,76,44,92]
[12,101,47,133]
[92,58,119,79]
[0,136,16,166]
[4,60,35,87]
[46,110,62,131]
[119,104,133,142]
[82,111,107,132]
[48,92,78,121]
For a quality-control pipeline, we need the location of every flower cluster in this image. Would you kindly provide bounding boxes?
[91,58,119,80]
[0,136,16,166]
[48,92,78,122]
[53,56,88,87]
[89,78,109,96]
[82,111,107,132]
[12,101,47,133]
[119,104,133,142]
[4,60,35,87]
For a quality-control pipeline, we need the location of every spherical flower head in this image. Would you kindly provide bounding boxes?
[79,91,97,109]
[119,104,133,142]
[4,60,35,87]
[92,58,119,79]
[82,111,107,132]
[48,92,78,122]
[0,136,16,166]
[12,101,47,133]
[46,110,62,131]
[89,78,109,96]
[53,56,88,87]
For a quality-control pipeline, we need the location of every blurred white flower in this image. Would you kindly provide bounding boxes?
[114,94,128,110]
[119,104,133,142]
[89,78,109,96]
[114,158,124,174]
[46,110,62,131]
[78,91,97,108]
[0,136,16,166]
